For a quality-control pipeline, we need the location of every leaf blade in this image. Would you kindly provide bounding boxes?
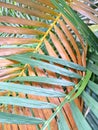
[0,96,57,109]
[10,76,75,86]
[0,112,45,124]
[0,82,66,97]
[82,92,98,118]
[58,111,70,130]
[70,101,92,130]
[7,55,82,78]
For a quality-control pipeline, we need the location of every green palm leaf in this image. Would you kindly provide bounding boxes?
[0,112,45,124]
[0,0,98,130]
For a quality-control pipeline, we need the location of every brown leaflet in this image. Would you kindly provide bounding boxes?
[39,46,78,130]
[0,91,8,96]
[38,49,72,129]
[27,65,46,129]
[0,73,19,81]
[62,15,85,51]
[15,0,58,16]
[49,32,70,60]
[0,48,34,56]
[0,67,22,77]
[36,0,56,9]
[0,16,50,28]
[34,67,58,130]
[0,59,17,67]
[0,26,45,35]
[54,25,77,63]
[58,19,82,65]
[0,37,40,45]
[0,2,54,20]
[71,4,98,23]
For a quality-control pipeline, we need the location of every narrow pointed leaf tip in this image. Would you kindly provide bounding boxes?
[0,82,66,97]
[0,112,45,124]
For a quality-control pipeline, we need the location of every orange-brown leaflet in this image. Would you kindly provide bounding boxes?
[54,25,77,63]
[0,16,50,28]
[62,15,85,51]
[41,42,78,129]
[28,66,57,130]
[0,73,19,81]
[15,0,58,16]
[0,26,45,35]
[0,67,22,77]
[0,37,40,45]
[71,4,98,23]
[36,0,55,9]
[0,59,17,67]
[0,2,54,20]
[58,19,82,65]
[0,48,34,56]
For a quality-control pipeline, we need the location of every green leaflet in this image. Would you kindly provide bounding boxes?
[19,52,85,71]
[58,111,70,130]
[88,53,98,63]
[0,82,66,97]
[0,112,45,124]
[41,69,92,130]
[87,62,98,76]
[0,96,57,109]
[88,81,98,95]
[11,76,75,86]
[82,92,98,118]
[70,69,92,101]
[70,101,92,130]
[7,55,82,79]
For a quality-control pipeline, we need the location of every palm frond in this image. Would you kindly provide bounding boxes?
[51,0,98,51]
[0,0,98,130]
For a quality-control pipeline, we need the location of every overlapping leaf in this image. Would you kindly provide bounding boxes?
[0,0,98,130]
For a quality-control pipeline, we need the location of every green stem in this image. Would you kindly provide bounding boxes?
[41,69,92,130]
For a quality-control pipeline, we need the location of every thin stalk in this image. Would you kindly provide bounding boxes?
[41,69,92,130]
